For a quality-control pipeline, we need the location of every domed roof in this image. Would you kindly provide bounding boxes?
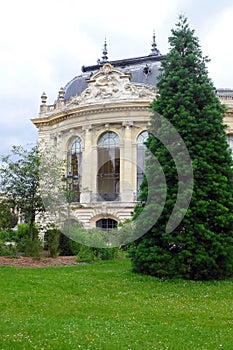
[64,74,89,100]
[64,35,164,100]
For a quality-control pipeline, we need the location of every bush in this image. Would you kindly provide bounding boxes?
[0,241,16,257]
[59,233,73,256]
[17,223,39,240]
[76,245,96,263]
[44,228,60,257]
[0,229,17,242]
[76,244,125,263]
[69,239,83,255]
[13,223,42,258]
[23,238,42,258]
[60,224,127,261]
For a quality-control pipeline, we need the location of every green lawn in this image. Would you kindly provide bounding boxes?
[0,259,232,350]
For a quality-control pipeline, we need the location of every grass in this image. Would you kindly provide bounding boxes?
[0,259,233,350]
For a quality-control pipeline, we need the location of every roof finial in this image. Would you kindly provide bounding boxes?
[101,37,108,63]
[97,38,109,65]
[150,31,160,56]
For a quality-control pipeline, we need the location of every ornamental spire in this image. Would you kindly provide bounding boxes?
[150,31,160,56]
[101,38,108,63]
[102,37,108,62]
[97,38,109,65]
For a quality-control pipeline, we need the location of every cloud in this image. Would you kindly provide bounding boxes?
[0,0,233,156]
[203,6,233,88]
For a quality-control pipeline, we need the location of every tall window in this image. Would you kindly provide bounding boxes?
[227,135,233,155]
[137,131,148,200]
[97,132,120,201]
[67,137,82,201]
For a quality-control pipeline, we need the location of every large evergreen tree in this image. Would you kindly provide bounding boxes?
[130,15,233,280]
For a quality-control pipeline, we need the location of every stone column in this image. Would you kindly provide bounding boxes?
[80,125,93,203]
[120,121,134,202]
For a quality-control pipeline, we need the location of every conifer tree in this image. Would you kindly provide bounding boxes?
[130,15,233,280]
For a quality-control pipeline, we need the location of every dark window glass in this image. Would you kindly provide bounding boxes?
[67,137,82,202]
[96,218,118,231]
[97,132,120,201]
[137,131,148,200]
[227,135,233,155]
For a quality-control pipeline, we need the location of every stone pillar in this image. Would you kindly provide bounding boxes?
[120,121,134,202]
[80,125,93,203]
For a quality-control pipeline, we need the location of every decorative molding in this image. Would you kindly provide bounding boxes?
[31,103,151,128]
[67,63,157,107]
[33,63,157,126]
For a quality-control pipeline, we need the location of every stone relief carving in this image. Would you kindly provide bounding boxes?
[66,63,157,108]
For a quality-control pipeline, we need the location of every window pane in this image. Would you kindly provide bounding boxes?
[96,218,118,231]
[67,137,82,202]
[137,131,148,199]
[227,135,233,154]
[97,132,120,201]
[68,137,82,176]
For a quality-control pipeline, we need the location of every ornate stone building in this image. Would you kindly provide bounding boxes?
[31,37,233,231]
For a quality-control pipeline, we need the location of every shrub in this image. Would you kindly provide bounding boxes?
[76,245,96,263]
[0,229,17,242]
[14,223,42,258]
[44,228,60,258]
[59,232,73,256]
[0,241,16,257]
[76,244,125,263]
[23,238,42,258]
[16,223,39,240]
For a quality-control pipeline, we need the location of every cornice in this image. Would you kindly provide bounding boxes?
[31,101,151,128]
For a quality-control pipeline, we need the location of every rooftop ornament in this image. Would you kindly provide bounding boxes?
[41,92,47,104]
[97,38,108,64]
[150,31,161,56]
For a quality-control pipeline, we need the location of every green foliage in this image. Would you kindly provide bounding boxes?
[55,229,125,261]
[0,223,42,257]
[75,244,124,262]
[0,241,16,257]
[44,228,60,257]
[0,145,44,239]
[0,199,18,230]
[58,232,74,256]
[23,238,42,258]
[130,15,233,280]
[76,244,96,262]
[63,219,135,248]
[17,223,39,240]
[16,223,42,257]
[0,229,17,242]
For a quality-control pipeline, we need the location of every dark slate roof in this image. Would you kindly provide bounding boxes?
[216,88,233,94]
[64,75,88,100]
[64,54,164,100]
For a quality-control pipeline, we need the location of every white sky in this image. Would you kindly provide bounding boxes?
[0,0,233,155]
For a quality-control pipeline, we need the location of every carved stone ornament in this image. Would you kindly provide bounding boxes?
[67,63,157,108]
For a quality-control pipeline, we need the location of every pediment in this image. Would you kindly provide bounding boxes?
[67,63,157,107]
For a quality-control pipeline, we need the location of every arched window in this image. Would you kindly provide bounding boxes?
[97,132,120,201]
[137,131,148,200]
[96,218,118,232]
[67,137,82,202]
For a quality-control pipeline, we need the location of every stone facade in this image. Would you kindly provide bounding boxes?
[31,49,233,231]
